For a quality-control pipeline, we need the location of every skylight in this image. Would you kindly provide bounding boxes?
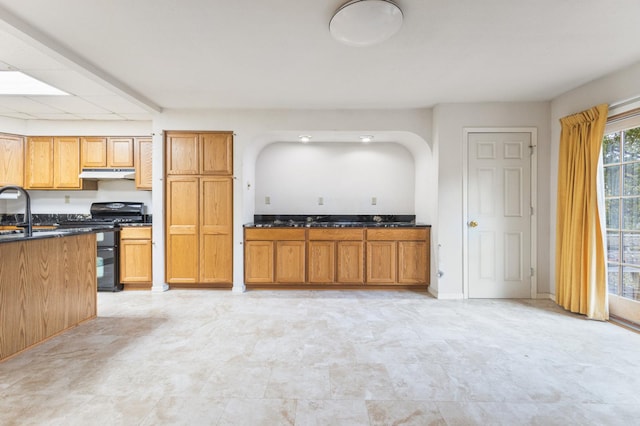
[0,71,69,95]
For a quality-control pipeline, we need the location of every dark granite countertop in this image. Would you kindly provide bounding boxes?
[244,214,430,229]
[0,225,116,244]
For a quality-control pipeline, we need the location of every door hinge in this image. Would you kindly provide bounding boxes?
[529,145,536,155]
[530,206,534,215]
[530,267,535,277]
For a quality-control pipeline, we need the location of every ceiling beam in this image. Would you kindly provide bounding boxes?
[0,5,162,114]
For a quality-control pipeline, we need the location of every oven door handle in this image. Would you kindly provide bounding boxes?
[97,247,115,252]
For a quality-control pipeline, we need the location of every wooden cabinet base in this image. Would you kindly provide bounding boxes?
[246,283,429,291]
[169,283,233,289]
[122,283,153,290]
[0,234,97,362]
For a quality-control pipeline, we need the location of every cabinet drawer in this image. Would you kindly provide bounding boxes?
[366,228,428,241]
[120,226,152,239]
[308,228,364,241]
[245,228,305,241]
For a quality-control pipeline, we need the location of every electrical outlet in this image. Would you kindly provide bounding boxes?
[318,197,324,205]
[371,197,377,205]
[265,196,271,205]
[64,195,70,204]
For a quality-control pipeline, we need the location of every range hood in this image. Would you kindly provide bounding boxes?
[79,168,135,180]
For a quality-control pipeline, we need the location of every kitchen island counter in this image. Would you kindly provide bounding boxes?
[0,231,97,361]
[0,225,114,244]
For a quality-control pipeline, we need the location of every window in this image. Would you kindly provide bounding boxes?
[604,125,640,301]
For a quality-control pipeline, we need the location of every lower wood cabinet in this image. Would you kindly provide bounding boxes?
[308,228,364,284]
[120,226,152,289]
[366,228,430,285]
[244,228,305,284]
[244,226,430,287]
[165,176,233,286]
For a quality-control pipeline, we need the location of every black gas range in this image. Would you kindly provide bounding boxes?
[59,202,147,292]
[58,202,146,228]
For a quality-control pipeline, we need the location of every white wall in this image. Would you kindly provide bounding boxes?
[255,142,415,215]
[432,102,551,299]
[152,108,433,292]
[549,61,640,297]
[3,180,152,215]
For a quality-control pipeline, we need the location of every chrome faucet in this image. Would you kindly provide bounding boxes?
[0,185,32,237]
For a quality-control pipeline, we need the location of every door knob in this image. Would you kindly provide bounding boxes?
[468,220,478,228]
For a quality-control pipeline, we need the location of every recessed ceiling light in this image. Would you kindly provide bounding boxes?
[299,135,312,143]
[0,71,69,95]
[360,135,373,143]
[330,0,403,47]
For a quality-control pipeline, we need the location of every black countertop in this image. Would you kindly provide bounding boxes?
[0,225,116,244]
[244,214,430,229]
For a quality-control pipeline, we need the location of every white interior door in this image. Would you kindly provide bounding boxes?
[467,132,532,298]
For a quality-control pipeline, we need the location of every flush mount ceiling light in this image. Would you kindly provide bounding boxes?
[360,135,374,143]
[0,71,69,95]
[329,0,403,47]
[299,135,312,143]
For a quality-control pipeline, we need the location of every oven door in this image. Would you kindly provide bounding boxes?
[97,246,122,292]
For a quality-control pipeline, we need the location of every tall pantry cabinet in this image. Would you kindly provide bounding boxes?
[165,132,233,286]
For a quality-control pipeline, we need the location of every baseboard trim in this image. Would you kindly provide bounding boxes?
[537,292,554,300]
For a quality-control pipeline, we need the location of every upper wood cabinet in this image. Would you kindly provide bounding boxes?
[135,137,152,190]
[81,137,107,167]
[26,137,95,190]
[166,131,233,176]
[81,137,134,168]
[0,133,24,187]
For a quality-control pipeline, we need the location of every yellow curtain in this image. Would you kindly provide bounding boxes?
[556,104,609,321]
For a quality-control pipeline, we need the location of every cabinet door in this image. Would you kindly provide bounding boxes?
[54,137,81,189]
[135,137,153,190]
[245,241,274,283]
[337,241,364,284]
[200,133,233,175]
[26,137,54,188]
[200,177,233,284]
[120,239,152,283]
[166,133,198,175]
[0,134,24,187]
[398,241,428,284]
[308,241,335,283]
[81,137,107,167]
[165,176,199,283]
[276,241,305,283]
[366,241,396,284]
[108,137,134,167]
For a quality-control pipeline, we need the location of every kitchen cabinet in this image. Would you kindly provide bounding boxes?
[165,131,233,287]
[135,137,152,190]
[199,177,233,283]
[243,226,429,287]
[166,132,233,175]
[308,228,364,284]
[244,228,306,284]
[26,137,96,190]
[166,176,199,284]
[0,133,24,187]
[81,137,134,168]
[366,228,430,285]
[120,226,152,289]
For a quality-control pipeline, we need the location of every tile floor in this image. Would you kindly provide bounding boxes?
[1,290,639,425]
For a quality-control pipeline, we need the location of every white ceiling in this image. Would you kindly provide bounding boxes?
[1,0,640,121]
